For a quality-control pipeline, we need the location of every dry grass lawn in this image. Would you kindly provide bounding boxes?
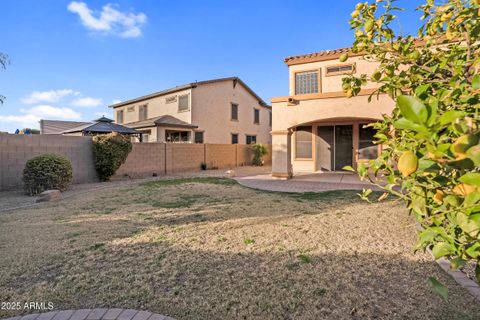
[0,177,479,320]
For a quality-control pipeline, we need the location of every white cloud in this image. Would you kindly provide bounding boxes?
[111,99,122,104]
[21,89,102,108]
[0,114,40,129]
[70,97,103,107]
[0,105,82,129]
[21,89,78,104]
[21,105,82,120]
[67,1,147,38]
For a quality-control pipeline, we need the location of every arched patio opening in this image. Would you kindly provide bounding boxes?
[286,117,381,175]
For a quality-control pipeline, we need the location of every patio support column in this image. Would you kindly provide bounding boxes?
[271,129,293,179]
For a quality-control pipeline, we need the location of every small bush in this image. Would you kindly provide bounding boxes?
[251,144,268,166]
[23,153,73,195]
[92,132,132,181]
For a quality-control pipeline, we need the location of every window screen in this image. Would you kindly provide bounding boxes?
[296,126,312,158]
[326,65,353,75]
[178,94,189,111]
[231,103,238,120]
[358,124,378,159]
[194,132,204,144]
[139,105,148,121]
[231,133,239,144]
[295,71,319,95]
[254,109,260,124]
[117,110,124,124]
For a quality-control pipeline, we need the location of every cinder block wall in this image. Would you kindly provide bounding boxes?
[205,144,236,169]
[0,134,98,190]
[0,134,272,190]
[114,143,166,178]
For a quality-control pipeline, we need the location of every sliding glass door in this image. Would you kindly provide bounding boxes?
[316,125,353,171]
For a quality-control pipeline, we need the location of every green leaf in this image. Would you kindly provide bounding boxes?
[393,118,429,134]
[439,110,463,126]
[427,277,448,302]
[415,84,430,97]
[418,159,438,171]
[466,242,480,259]
[466,145,480,166]
[464,191,480,207]
[455,212,479,237]
[397,95,428,124]
[473,74,480,90]
[459,173,480,187]
[431,242,453,259]
[342,165,355,172]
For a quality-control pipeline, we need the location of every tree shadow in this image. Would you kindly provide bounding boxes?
[3,243,478,320]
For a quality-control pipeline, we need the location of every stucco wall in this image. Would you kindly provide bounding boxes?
[272,94,394,131]
[288,56,381,95]
[113,88,193,125]
[192,81,272,145]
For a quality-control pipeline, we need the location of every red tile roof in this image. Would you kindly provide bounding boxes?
[284,47,357,65]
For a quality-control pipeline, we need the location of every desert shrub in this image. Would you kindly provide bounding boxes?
[342,0,480,291]
[92,132,132,181]
[23,153,73,195]
[251,144,268,166]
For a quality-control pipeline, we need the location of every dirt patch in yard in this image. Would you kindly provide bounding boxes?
[0,178,479,320]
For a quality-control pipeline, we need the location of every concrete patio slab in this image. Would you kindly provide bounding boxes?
[235,172,381,193]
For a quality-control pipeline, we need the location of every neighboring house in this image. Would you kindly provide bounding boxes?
[109,77,272,145]
[40,120,90,134]
[270,48,395,178]
[63,116,139,137]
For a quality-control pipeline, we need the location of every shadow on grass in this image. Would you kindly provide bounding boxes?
[1,243,478,320]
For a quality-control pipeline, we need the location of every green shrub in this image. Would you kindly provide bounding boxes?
[92,132,132,181]
[251,144,268,166]
[23,154,73,195]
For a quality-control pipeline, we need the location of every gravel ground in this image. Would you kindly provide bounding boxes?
[0,176,478,320]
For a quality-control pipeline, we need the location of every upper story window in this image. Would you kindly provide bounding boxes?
[269,111,272,126]
[231,103,238,120]
[139,104,148,121]
[253,108,260,124]
[178,94,189,111]
[325,64,354,76]
[295,71,319,95]
[116,110,124,124]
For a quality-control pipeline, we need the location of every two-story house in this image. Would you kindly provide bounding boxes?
[110,77,272,145]
[271,48,395,178]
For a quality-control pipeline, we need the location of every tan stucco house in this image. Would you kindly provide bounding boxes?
[271,48,395,178]
[110,77,272,145]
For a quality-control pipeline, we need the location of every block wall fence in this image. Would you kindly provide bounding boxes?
[0,134,271,191]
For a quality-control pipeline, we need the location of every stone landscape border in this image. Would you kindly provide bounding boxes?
[2,309,175,320]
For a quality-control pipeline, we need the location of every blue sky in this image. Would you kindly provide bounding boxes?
[0,0,423,133]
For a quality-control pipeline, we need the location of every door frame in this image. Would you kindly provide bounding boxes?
[313,121,359,172]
